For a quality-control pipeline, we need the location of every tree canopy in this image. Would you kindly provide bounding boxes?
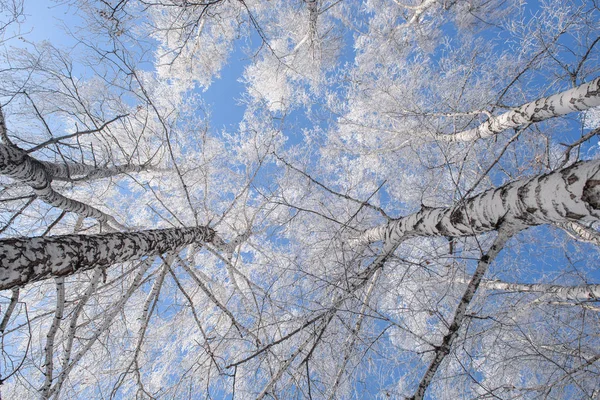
[1,0,600,398]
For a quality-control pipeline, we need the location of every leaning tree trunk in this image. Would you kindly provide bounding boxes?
[440,77,600,142]
[0,108,149,230]
[0,226,215,290]
[0,142,126,229]
[357,159,600,250]
[458,277,600,301]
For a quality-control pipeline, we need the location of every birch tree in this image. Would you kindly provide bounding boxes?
[1,0,600,399]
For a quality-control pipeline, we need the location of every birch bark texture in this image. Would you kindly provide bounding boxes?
[467,278,600,301]
[0,142,126,229]
[358,159,600,250]
[441,77,600,142]
[0,226,215,290]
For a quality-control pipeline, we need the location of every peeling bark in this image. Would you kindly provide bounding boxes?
[357,160,600,250]
[441,77,600,142]
[0,226,215,290]
[557,220,600,245]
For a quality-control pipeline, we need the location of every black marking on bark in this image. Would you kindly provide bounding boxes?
[450,209,464,226]
[495,214,506,229]
[565,211,585,220]
[435,220,451,236]
[566,173,579,185]
[582,179,600,209]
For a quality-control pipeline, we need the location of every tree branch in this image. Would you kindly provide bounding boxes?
[409,229,514,400]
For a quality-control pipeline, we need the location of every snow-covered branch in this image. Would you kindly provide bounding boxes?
[0,142,126,230]
[409,230,513,400]
[46,258,154,398]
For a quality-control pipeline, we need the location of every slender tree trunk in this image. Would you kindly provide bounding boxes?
[357,159,600,250]
[0,108,147,229]
[457,277,600,300]
[440,77,600,142]
[409,230,513,400]
[0,226,215,290]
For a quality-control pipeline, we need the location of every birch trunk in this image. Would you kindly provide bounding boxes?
[0,226,215,290]
[459,278,600,301]
[409,230,512,400]
[440,77,600,142]
[40,161,148,182]
[357,159,600,250]
[0,143,125,229]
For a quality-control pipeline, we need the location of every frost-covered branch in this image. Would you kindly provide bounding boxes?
[0,226,215,290]
[176,255,258,342]
[328,269,381,400]
[0,142,126,229]
[357,159,600,250]
[409,230,513,400]
[46,258,155,398]
[290,0,319,54]
[52,269,102,397]
[111,261,169,397]
[25,114,127,153]
[40,277,65,399]
[440,77,600,142]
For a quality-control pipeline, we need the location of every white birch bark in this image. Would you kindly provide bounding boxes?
[0,226,215,290]
[440,77,600,142]
[459,278,600,301]
[40,277,65,399]
[40,161,148,182]
[557,220,600,245]
[357,159,600,251]
[0,142,125,229]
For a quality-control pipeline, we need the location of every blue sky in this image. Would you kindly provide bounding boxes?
[4,1,600,398]
[18,0,247,132]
